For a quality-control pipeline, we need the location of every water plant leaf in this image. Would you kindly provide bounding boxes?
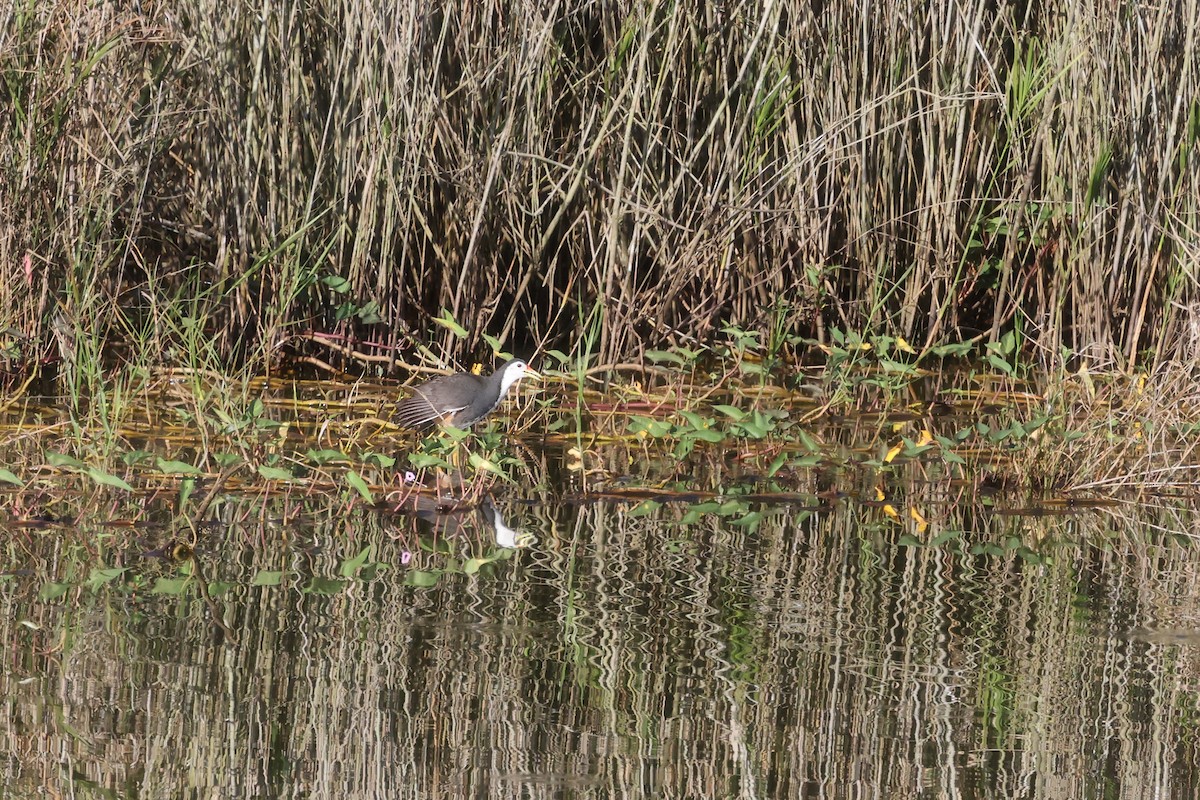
[151,577,191,595]
[344,470,374,503]
[737,411,775,438]
[303,577,346,595]
[645,349,685,365]
[178,478,196,507]
[406,570,440,587]
[545,349,571,366]
[795,429,819,453]
[433,308,468,338]
[0,468,23,486]
[305,449,348,464]
[46,452,86,469]
[732,510,763,527]
[628,415,672,438]
[340,546,375,578]
[930,341,974,358]
[930,530,962,547]
[86,467,133,492]
[986,353,1015,375]
[85,567,127,590]
[362,452,396,468]
[463,557,489,575]
[713,405,746,421]
[321,274,351,293]
[408,452,450,470]
[251,570,284,586]
[765,452,789,478]
[883,443,903,463]
[628,500,661,518]
[467,452,507,478]
[681,501,722,523]
[941,449,967,465]
[39,581,71,601]
[482,333,511,357]
[257,465,295,481]
[156,459,202,475]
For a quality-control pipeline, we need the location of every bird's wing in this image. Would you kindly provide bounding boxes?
[395,380,471,428]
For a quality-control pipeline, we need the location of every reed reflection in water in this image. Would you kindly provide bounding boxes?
[1,494,1198,798]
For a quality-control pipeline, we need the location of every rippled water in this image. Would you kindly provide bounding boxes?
[2,487,1199,799]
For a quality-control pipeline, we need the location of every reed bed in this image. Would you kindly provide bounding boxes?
[1,0,1197,385]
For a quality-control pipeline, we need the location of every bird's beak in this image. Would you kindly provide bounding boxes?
[524,367,543,380]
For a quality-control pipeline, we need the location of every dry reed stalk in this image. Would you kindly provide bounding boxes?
[0,0,1194,380]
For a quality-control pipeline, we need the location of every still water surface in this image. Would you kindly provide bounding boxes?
[2,488,1199,799]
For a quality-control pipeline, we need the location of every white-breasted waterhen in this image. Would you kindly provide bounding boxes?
[395,358,540,430]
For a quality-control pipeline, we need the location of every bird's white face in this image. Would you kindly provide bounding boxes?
[498,359,537,395]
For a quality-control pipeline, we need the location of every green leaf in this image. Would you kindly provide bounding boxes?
[986,353,1015,375]
[795,429,820,453]
[86,467,133,492]
[690,428,726,443]
[406,570,441,587]
[251,570,284,586]
[39,582,72,601]
[628,415,673,437]
[0,468,23,486]
[321,274,352,293]
[257,465,295,481]
[156,458,202,475]
[628,500,661,518]
[463,557,488,575]
[930,530,963,547]
[644,349,685,366]
[545,349,572,366]
[897,534,924,547]
[930,341,974,358]
[344,470,374,503]
[340,546,375,578]
[179,478,195,507]
[86,567,127,589]
[151,577,191,595]
[306,449,348,464]
[46,452,86,469]
[713,405,746,421]
[362,451,396,468]
[482,333,510,357]
[433,309,469,338]
[408,452,451,470]
[302,577,347,595]
[765,452,789,478]
[731,511,763,527]
[467,452,508,479]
